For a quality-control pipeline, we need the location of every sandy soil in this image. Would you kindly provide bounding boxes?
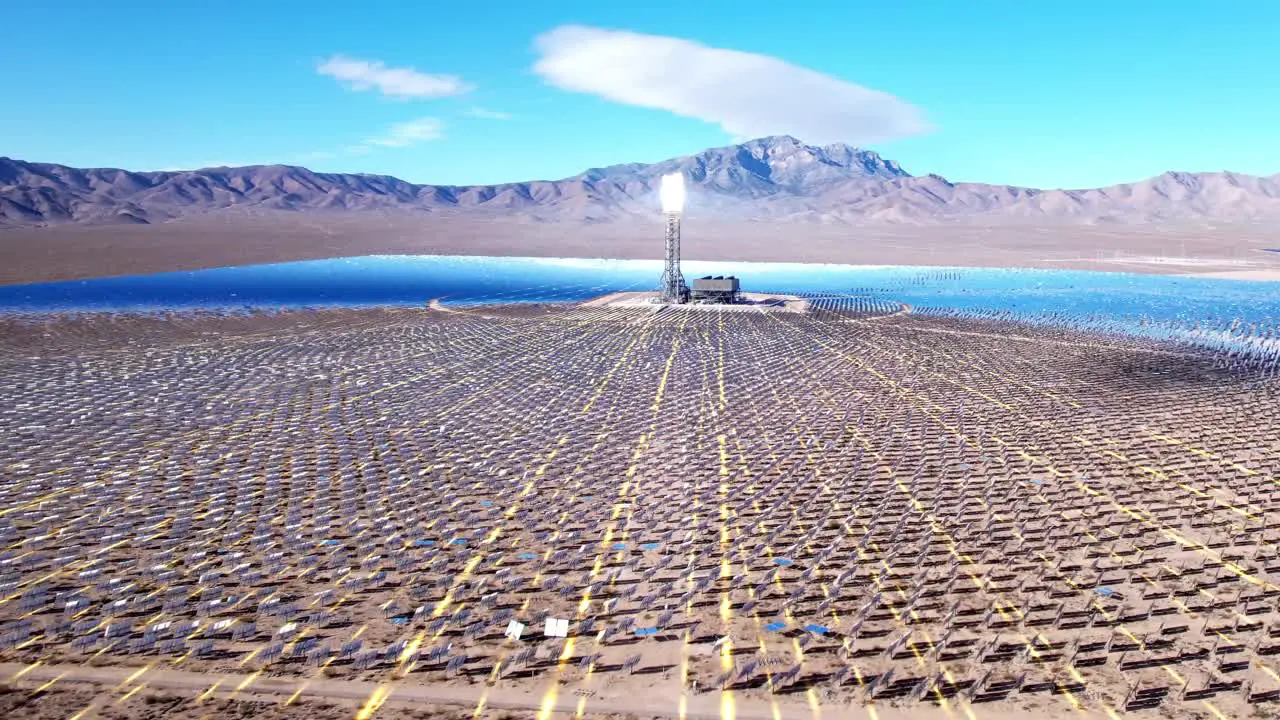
[582,291,812,313]
[2,212,1279,285]
[1185,270,1280,282]
[0,661,1059,720]
[0,681,479,720]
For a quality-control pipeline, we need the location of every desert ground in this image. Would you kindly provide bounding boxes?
[1,213,1279,285]
[580,292,812,313]
[1187,270,1280,282]
[2,299,1279,719]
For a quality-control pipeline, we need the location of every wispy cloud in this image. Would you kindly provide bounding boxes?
[532,26,930,145]
[358,117,445,150]
[317,55,472,99]
[464,106,512,120]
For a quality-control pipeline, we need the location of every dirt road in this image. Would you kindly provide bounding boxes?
[0,661,1066,720]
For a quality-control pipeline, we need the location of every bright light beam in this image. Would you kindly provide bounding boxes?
[660,172,686,214]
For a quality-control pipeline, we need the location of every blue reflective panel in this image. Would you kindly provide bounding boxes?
[764,622,788,632]
[5,256,1277,361]
[2,254,1277,343]
[773,558,793,566]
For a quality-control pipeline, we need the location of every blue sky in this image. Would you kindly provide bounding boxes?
[6,1,1278,189]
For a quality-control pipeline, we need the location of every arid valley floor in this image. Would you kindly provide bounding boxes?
[2,296,1280,719]
[2,215,1279,285]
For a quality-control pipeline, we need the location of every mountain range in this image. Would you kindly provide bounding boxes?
[3,136,1279,228]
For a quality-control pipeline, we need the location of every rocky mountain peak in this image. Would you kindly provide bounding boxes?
[1,139,1277,227]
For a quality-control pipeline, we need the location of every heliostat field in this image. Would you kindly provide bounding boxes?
[2,298,1280,719]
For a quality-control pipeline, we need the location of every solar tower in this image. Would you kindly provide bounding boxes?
[658,173,689,304]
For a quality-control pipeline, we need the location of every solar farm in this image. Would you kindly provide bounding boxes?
[2,295,1280,720]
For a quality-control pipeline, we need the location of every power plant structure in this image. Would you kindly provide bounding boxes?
[656,173,741,305]
[658,173,689,303]
[690,275,741,304]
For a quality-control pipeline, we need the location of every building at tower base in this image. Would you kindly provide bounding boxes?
[690,276,741,304]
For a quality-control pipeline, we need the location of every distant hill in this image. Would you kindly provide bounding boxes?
[3,136,1279,227]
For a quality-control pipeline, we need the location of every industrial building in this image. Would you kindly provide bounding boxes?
[690,275,741,304]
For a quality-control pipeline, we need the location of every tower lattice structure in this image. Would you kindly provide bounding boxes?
[659,211,688,304]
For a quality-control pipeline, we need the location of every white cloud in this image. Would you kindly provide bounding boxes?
[464,106,512,120]
[361,117,445,149]
[317,55,472,99]
[532,26,930,145]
